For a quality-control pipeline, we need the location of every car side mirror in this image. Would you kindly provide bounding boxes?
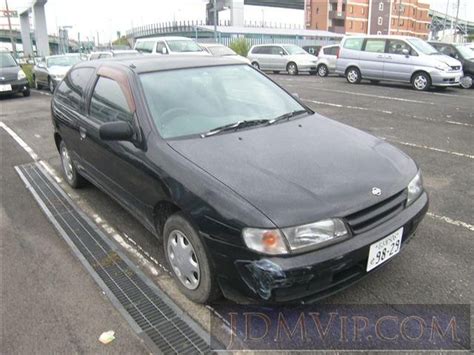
[402,48,409,56]
[161,47,168,55]
[279,51,285,56]
[99,121,134,141]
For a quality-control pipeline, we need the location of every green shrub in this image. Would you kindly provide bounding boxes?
[229,38,251,57]
[21,64,34,87]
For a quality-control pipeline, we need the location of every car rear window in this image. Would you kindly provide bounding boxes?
[135,41,155,53]
[343,38,364,51]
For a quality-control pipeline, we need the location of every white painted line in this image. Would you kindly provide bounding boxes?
[314,88,433,104]
[0,121,39,161]
[427,212,474,232]
[446,120,474,128]
[383,138,474,160]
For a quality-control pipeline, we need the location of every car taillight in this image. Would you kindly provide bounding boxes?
[336,47,340,59]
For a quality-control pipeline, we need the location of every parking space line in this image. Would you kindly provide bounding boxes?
[427,212,474,232]
[0,121,39,161]
[382,138,474,160]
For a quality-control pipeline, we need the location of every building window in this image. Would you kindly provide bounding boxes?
[316,7,319,14]
[349,21,353,29]
[349,5,353,13]
[400,19,404,26]
[378,16,383,25]
[362,8,365,15]
[377,31,382,35]
[379,2,384,11]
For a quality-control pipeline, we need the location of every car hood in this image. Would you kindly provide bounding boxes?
[48,66,71,75]
[0,66,20,80]
[168,114,418,227]
[430,54,462,67]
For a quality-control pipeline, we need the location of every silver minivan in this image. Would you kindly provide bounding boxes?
[336,35,463,91]
[247,44,318,75]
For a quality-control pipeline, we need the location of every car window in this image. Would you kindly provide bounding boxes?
[343,38,364,50]
[326,46,338,55]
[0,52,18,67]
[258,46,272,55]
[56,67,95,111]
[99,53,112,59]
[437,45,456,58]
[89,77,133,123]
[387,40,415,55]
[89,53,100,60]
[156,41,167,54]
[140,65,306,139]
[364,39,386,53]
[135,41,155,53]
[166,40,203,53]
[271,46,284,55]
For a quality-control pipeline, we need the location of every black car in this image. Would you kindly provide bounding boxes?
[51,56,428,304]
[429,41,474,89]
[0,51,30,97]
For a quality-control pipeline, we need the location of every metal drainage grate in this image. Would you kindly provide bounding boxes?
[16,162,214,354]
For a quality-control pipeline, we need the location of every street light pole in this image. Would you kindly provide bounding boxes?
[213,0,217,43]
[4,0,17,56]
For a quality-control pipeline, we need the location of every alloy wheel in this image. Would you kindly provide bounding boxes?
[318,65,328,77]
[49,79,54,93]
[460,75,473,89]
[167,230,200,290]
[288,63,297,75]
[413,75,428,90]
[61,145,74,181]
[347,69,359,83]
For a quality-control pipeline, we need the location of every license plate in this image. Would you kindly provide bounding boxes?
[0,84,12,92]
[366,227,403,272]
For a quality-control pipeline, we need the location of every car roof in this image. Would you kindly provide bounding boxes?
[135,36,193,42]
[343,35,418,41]
[74,55,245,74]
[199,43,226,48]
[46,53,81,59]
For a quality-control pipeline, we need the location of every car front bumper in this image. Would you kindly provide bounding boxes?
[0,79,29,95]
[296,63,319,72]
[204,192,429,304]
[430,69,464,87]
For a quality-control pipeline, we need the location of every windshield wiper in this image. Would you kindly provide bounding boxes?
[201,119,270,138]
[268,109,309,125]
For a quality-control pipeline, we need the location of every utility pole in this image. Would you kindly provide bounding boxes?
[453,0,460,42]
[213,0,217,42]
[4,0,17,56]
[442,0,450,38]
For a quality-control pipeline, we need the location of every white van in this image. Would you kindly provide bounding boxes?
[134,36,209,56]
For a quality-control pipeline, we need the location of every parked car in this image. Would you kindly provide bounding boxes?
[315,44,339,77]
[429,41,474,89]
[199,43,251,64]
[134,36,209,56]
[52,56,428,304]
[33,53,83,92]
[302,45,322,56]
[89,50,140,60]
[336,35,463,91]
[248,44,318,75]
[0,50,30,97]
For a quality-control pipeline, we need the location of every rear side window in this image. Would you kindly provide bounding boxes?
[324,46,338,55]
[364,39,386,53]
[270,46,284,55]
[56,67,95,111]
[253,46,271,54]
[343,38,364,51]
[135,41,155,53]
[89,77,133,123]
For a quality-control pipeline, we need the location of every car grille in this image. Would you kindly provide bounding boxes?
[450,65,461,71]
[345,189,407,235]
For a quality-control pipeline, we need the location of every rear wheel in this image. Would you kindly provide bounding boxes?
[164,213,220,304]
[287,62,298,75]
[317,64,328,77]
[59,141,86,188]
[411,72,431,91]
[346,67,361,84]
[48,78,55,93]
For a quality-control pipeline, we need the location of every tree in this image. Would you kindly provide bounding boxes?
[229,38,251,57]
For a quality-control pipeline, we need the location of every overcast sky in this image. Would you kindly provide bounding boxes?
[9,0,474,43]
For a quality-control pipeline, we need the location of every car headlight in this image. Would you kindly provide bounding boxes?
[242,218,349,255]
[435,63,450,71]
[407,170,423,206]
[17,69,26,80]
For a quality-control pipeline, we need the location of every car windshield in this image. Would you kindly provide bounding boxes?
[140,65,306,139]
[406,38,438,55]
[456,45,474,60]
[166,40,203,53]
[283,45,307,55]
[0,52,18,68]
[208,45,236,56]
[46,55,82,67]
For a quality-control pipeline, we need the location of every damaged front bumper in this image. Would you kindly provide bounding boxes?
[206,192,428,304]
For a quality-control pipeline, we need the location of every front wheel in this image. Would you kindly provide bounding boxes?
[59,141,86,188]
[287,62,298,75]
[23,88,31,97]
[48,78,55,93]
[411,72,431,91]
[317,64,328,77]
[164,213,220,304]
[460,75,473,89]
[346,67,361,84]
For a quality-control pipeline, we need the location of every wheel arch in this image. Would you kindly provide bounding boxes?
[54,132,62,152]
[411,70,431,83]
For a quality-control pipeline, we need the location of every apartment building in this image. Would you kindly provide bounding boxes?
[305,0,431,38]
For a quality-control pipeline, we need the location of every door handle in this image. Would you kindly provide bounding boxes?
[377,55,384,59]
[79,127,87,140]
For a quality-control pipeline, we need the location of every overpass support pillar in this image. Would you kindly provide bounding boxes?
[230,0,244,27]
[19,11,33,57]
[33,0,50,56]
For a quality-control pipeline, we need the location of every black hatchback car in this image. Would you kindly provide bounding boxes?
[51,56,428,304]
[0,50,30,97]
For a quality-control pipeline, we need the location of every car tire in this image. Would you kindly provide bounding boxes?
[287,62,298,75]
[251,62,260,70]
[273,71,280,74]
[317,64,329,77]
[346,67,362,84]
[411,72,431,91]
[460,74,473,89]
[34,76,41,90]
[23,88,31,97]
[164,213,220,304]
[59,141,86,188]
[48,78,55,93]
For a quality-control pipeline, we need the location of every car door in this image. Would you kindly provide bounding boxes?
[78,69,153,224]
[36,59,48,85]
[359,38,386,79]
[326,46,339,70]
[383,39,417,82]
[271,46,288,71]
[257,46,272,70]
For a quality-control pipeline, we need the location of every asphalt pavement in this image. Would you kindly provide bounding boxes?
[1,75,473,352]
